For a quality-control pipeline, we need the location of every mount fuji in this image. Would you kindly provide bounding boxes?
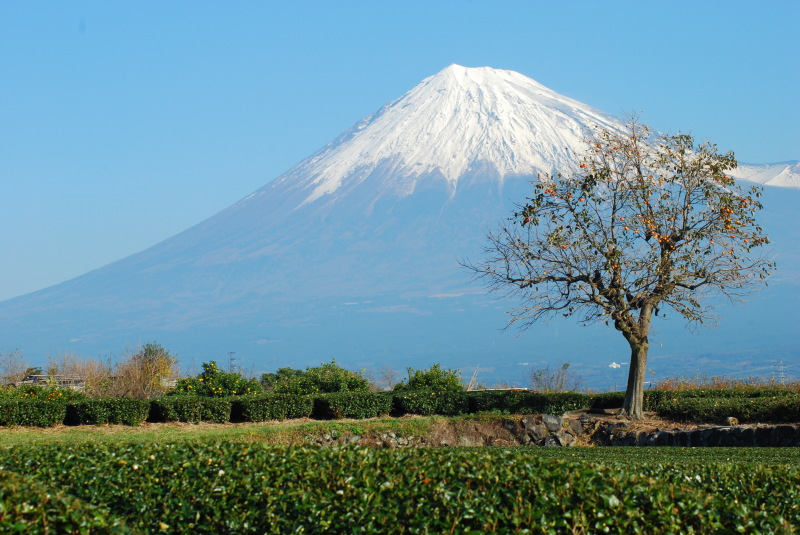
[2,65,798,386]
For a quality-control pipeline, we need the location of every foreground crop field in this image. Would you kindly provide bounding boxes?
[1,437,799,534]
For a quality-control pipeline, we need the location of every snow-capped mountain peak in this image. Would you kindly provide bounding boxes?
[278,64,623,206]
[729,161,800,189]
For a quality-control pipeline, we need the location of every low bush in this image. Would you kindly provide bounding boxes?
[392,391,469,416]
[312,392,393,419]
[265,360,370,395]
[171,361,262,397]
[0,399,67,427]
[468,390,590,414]
[66,398,151,426]
[393,363,463,392]
[0,384,85,403]
[149,396,232,423]
[231,394,313,422]
[0,469,129,533]
[590,389,798,414]
[657,393,800,424]
[1,442,799,533]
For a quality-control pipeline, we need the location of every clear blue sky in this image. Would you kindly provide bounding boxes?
[1,1,798,301]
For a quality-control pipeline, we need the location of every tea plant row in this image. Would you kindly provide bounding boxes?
[0,442,798,533]
[3,386,800,427]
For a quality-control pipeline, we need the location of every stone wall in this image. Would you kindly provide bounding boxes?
[304,413,800,448]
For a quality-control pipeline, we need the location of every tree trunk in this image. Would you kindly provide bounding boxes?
[621,341,649,420]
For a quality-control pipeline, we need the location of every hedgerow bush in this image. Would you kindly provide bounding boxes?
[312,392,393,419]
[657,393,800,424]
[590,389,798,415]
[392,391,469,416]
[230,394,314,422]
[468,390,590,414]
[2,442,799,533]
[264,360,370,395]
[393,363,463,392]
[149,395,232,423]
[171,361,262,397]
[0,399,67,427]
[0,384,85,403]
[66,398,151,426]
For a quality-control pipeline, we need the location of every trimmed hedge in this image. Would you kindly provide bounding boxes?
[149,396,232,423]
[66,398,151,426]
[312,392,393,420]
[4,386,799,428]
[392,391,470,416]
[231,394,314,422]
[468,390,590,415]
[0,399,67,427]
[657,393,800,424]
[591,389,799,417]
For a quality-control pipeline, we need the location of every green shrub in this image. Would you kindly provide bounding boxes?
[231,394,313,422]
[657,393,800,424]
[66,398,150,426]
[590,389,799,414]
[0,399,67,427]
[149,396,232,423]
[2,443,800,533]
[393,363,463,392]
[391,391,469,416]
[312,392,393,419]
[267,360,370,395]
[171,361,262,397]
[0,469,130,533]
[468,390,590,414]
[0,384,85,403]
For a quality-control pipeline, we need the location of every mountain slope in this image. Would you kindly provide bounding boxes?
[1,65,797,386]
[730,161,800,188]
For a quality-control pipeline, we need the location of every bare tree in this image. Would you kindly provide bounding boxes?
[467,120,774,419]
[0,350,29,385]
[530,362,584,393]
[47,353,112,396]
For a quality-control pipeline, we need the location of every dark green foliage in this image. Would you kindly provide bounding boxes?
[149,396,232,423]
[391,391,469,416]
[0,399,67,427]
[231,394,313,422]
[312,392,393,419]
[0,384,85,403]
[657,393,800,424]
[0,385,85,427]
[468,390,590,414]
[591,389,799,423]
[268,360,370,395]
[1,443,799,533]
[259,367,304,390]
[66,398,150,426]
[0,470,130,534]
[393,363,463,392]
[171,361,262,397]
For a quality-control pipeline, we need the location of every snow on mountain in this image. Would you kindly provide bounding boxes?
[729,161,800,189]
[269,64,623,206]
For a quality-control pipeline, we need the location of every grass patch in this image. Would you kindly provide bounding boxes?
[0,415,442,448]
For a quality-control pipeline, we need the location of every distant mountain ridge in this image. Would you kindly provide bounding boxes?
[730,161,800,189]
[1,65,797,386]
